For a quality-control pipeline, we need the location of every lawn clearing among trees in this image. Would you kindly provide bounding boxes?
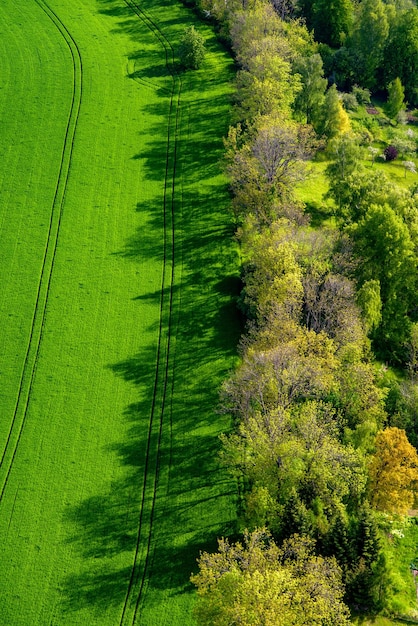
[0,0,238,624]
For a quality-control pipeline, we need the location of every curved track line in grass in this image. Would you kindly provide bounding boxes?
[0,0,82,505]
[126,56,172,96]
[118,2,181,624]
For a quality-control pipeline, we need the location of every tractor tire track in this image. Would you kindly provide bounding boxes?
[126,57,172,96]
[119,1,181,624]
[0,0,82,504]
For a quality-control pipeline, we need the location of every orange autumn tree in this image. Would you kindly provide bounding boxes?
[369,427,418,514]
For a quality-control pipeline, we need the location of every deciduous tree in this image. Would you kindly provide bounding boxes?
[293,53,327,129]
[325,133,362,214]
[369,427,418,514]
[356,279,382,334]
[322,86,351,140]
[383,8,418,106]
[191,530,351,626]
[312,0,354,47]
[349,0,389,89]
[225,122,314,225]
[349,203,416,361]
[178,26,206,69]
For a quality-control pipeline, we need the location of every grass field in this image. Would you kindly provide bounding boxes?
[0,1,239,624]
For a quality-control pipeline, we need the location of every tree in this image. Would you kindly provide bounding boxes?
[225,122,314,225]
[335,357,386,448]
[404,160,416,178]
[271,0,297,20]
[191,529,351,626]
[349,203,416,361]
[220,397,366,533]
[325,133,362,215]
[178,26,206,69]
[326,167,407,225]
[312,0,354,47]
[234,55,300,122]
[369,427,418,514]
[230,2,312,66]
[383,144,398,161]
[383,8,418,106]
[407,322,418,378]
[386,77,405,119]
[331,45,358,90]
[322,85,351,140]
[297,0,316,30]
[303,271,364,346]
[356,279,382,334]
[347,504,385,609]
[293,53,327,129]
[221,331,337,419]
[368,146,380,167]
[349,0,389,89]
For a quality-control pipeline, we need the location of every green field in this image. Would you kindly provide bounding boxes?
[0,1,239,624]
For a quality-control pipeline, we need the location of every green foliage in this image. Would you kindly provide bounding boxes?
[352,85,371,106]
[293,53,327,128]
[350,203,416,361]
[322,85,351,139]
[240,233,304,320]
[229,2,312,123]
[386,77,405,119]
[331,45,358,90]
[221,393,368,534]
[234,57,300,122]
[383,8,418,106]
[191,530,351,625]
[210,0,418,620]
[178,25,206,68]
[312,0,354,47]
[356,279,382,334]
[225,121,314,226]
[341,91,358,111]
[349,0,389,89]
[323,157,418,362]
[325,132,363,213]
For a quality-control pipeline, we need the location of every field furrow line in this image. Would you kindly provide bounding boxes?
[132,75,181,626]
[119,1,181,624]
[0,0,82,503]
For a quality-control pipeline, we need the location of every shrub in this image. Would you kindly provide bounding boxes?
[384,145,398,161]
[352,85,371,106]
[341,92,358,111]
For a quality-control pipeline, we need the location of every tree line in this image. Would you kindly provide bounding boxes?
[179,0,418,622]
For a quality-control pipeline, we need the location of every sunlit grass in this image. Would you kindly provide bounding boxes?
[0,0,238,624]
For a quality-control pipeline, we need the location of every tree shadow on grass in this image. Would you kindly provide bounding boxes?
[61,429,237,614]
[59,0,239,619]
[59,251,240,619]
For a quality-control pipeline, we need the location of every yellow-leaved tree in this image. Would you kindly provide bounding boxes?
[369,427,418,514]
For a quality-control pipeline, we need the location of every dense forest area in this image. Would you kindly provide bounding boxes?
[180,0,418,623]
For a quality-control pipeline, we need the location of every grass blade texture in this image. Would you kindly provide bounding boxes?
[0,0,239,624]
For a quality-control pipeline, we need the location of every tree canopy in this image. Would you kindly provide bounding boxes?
[178,25,206,69]
[369,427,418,514]
[182,0,418,619]
[191,530,350,626]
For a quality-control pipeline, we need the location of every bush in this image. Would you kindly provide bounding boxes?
[178,26,206,69]
[384,145,398,161]
[341,92,358,111]
[352,85,371,106]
